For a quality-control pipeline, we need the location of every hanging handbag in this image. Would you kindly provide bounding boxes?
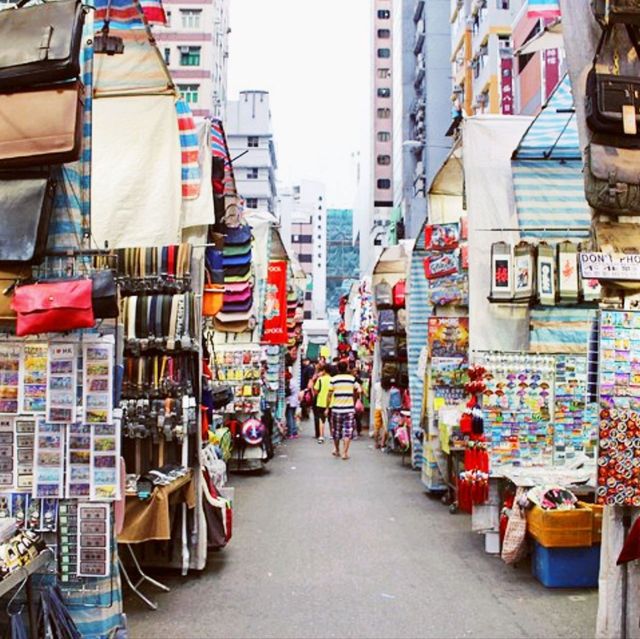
[202,272,224,318]
[392,279,406,307]
[0,265,31,322]
[0,0,86,90]
[374,279,393,308]
[592,0,640,25]
[585,24,640,136]
[585,141,640,214]
[378,309,396,335]
[0,171,56,265]
[208,344,233,409]
[222,223,252,246]
[0,81,83,168]
[11,279,94,336]
[90,270,119,319]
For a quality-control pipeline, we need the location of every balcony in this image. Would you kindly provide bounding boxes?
[413,20,425,54]
[413,0,424,23]
[414,65,425,89]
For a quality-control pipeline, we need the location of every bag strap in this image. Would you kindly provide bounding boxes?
[593,22,640,70]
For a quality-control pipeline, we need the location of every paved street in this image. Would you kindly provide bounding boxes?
[126,423,597,639]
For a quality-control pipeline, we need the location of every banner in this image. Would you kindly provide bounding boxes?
[262,260,288,345]
[527,0,561,18]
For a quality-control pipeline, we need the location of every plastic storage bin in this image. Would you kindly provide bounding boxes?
[526,504,593,547]
[532,541,600,588]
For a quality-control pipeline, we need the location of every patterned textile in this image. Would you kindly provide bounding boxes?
[139,0,167,25]
[331,411,355,441]
[211,118,236,195]
[94,0,147,30]
[175,98,201,200]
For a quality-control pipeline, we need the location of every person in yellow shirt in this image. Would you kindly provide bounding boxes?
[312,364,331,443]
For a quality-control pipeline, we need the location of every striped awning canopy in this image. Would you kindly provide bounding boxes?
[511,74,590,240]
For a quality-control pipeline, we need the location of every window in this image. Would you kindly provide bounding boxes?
[180,9,201,28]
[497,0,509,8]
[377,179,391,189]
[377,131,391,142]
[377,155,391,166]
[163,48,170,65]
[377,48,391,58]
[178,84,199,104]
[377,68,391,79]
[180,46,201,66]
[247,168,258,179]
[377,108,391,118]
[377,28,391,38]
[377,87,391,98]
[246,198,258,209]
[299,255,313,263]
[292,235,299,243]
[377,9,390,18]
[248,136,259,148]
[166,10,171,25]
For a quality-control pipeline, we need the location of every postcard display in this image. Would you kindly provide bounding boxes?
[475,352,596,471]
[597,310,640,506]
[0,335,120,590]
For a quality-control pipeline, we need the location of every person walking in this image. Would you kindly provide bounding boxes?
[285,371,300,439]
[326,360,359,460]
[312,364,331,444]
[300,357,315,420]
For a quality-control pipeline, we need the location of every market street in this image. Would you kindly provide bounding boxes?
[125,426,597,639]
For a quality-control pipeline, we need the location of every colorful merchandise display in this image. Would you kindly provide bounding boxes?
[597,310,640,506]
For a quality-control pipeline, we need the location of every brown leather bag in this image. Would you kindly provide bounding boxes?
[0,81,83,168]
[0,266,31,323]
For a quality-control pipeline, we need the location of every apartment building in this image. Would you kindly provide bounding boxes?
[155,0,230,119]
[450,0,524,117]
[370,0,395,255]
[395,0,452,239]
[278,181,327,320]
[326,209,360,313]
[226,91,278,215]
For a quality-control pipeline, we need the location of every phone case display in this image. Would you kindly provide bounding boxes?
[21,343,47,414]
[0,343,22,414]
[212,348,263,415]
[15,417,35,492]
[0,418,13,490]
[424,221,468,306]
[597,310,640,506]
[476,353,555,469]
[33,420,65,499]
[82,340,113,425]
[47,343,77,424]
[554,355,598,463]
[77,503,110,578]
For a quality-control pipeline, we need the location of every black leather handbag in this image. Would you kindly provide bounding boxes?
[0,171,56,265]
[586,23,640,136]
[0,0,86,90]
[592,0,640,25]
[90,270,119,319]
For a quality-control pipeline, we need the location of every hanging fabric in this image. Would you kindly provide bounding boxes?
[536,241,556,306]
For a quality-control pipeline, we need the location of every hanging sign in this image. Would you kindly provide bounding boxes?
[262,260,288,345]
[580,252,640,281]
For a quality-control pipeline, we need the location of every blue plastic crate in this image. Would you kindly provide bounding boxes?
[532,541,600,588]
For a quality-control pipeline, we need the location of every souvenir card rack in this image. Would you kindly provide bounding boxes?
[597,310,640,506]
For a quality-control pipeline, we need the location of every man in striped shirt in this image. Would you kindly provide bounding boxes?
[326,360,359,460]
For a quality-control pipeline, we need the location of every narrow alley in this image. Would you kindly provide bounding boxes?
[126,428,597,639]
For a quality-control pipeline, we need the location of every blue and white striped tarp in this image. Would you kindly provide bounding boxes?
[513,74,579,161]
[529,308,597,354]
[512,74,590,240]
[407,226,429,470]
[47,27,93,251]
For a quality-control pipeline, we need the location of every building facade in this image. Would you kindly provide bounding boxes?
[226,91,278,215]
[450,0,524,118]
[278,181,327,321]
[326,209,360,313]
[370,0,395,257]
[155,0,230,119]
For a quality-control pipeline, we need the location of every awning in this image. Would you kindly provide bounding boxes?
[512,74,590,240]
[515,18,563,56]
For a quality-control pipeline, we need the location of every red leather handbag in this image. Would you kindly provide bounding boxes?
[11,279,94,336]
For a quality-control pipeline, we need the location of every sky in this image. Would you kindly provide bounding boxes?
[227,0,371,210]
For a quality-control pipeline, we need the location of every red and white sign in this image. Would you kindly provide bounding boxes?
[261,260,288,345]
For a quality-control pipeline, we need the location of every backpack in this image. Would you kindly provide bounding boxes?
[592,0,640,25]
[393,280,406,307]
[374,280,393,308]
[397,336,407,361]
[389,387,402,410]
[378,309,396,335]
[380,335,397,361]
[396,308,407,333]
[398,363,409,388]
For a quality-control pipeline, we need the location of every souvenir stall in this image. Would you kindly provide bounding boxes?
[371,244,412,456]
[561,2,640,630]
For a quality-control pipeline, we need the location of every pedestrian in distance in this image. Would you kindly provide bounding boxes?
[300,357,315,420]
[285,370,300,439]
[312,363,331,443]
[326,359,359,460]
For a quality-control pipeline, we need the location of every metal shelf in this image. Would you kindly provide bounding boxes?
[0,549,53,599]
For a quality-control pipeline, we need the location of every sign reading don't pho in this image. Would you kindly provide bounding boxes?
[580,252,640,281]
